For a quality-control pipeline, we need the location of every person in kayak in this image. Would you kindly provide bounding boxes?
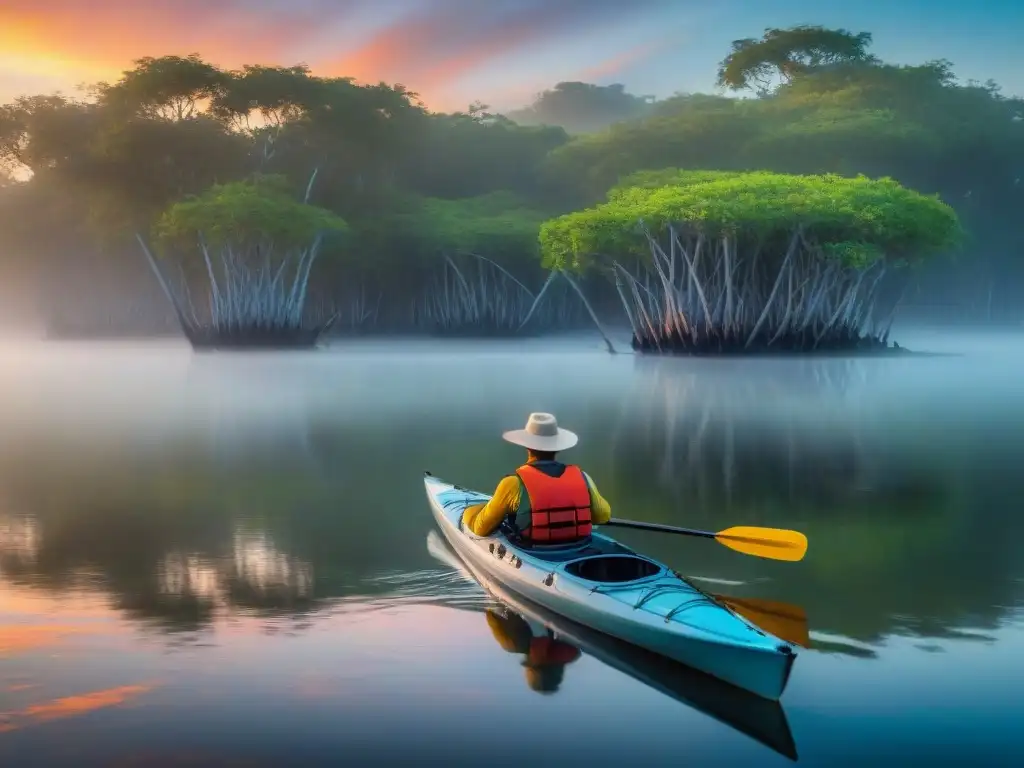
[485,607,581,694]
[462,412,611,544]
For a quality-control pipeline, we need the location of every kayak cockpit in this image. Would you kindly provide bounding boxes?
[563,554,664,583]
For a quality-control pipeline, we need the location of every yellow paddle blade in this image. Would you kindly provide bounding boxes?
[716,595,811,648]
[714,526,808,562]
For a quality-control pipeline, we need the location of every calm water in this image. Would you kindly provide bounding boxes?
[1,331,1023,767]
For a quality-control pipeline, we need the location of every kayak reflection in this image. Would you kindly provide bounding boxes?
[427,531,799,762]
[485,606,582,694]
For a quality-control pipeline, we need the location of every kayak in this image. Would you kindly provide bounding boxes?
[423,472,798,701]
[426,530,799,761]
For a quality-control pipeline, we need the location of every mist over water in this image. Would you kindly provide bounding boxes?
[1,329,1023,766]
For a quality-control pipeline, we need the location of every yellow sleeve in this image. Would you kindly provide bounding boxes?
[485,609,532,654]
[583,473,612,525]
[462,475,520,536]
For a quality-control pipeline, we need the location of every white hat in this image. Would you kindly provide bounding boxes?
[502,412,578,452]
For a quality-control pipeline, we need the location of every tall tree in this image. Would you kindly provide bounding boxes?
[0,95,100,175]
[96,54,227,120]
[717,26,876,94]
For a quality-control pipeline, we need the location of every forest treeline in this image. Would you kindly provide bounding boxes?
[0,25,1020,337]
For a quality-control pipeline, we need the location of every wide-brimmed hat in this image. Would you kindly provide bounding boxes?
[502,412,578,452]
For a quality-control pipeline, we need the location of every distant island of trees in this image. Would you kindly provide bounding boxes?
[0,25,1018,352]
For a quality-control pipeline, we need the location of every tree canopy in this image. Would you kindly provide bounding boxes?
[154,174,348,253]
[717,26,877,94]
[540,170,962,271]
[0,24,1019,335]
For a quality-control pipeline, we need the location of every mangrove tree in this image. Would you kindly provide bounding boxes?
[141,173,348,349]
[539,169,961,354]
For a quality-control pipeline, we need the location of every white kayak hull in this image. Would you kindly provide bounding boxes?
[424,473,797,701]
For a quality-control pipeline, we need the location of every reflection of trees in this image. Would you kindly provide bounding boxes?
[610,357,886,510]
[604,356,1024,649]
[223,531,314,611]
[0,515,39,570]
[116,532,318,632]
[0,500,318,634]
[1,351,1021,661]
[0,436,342,635]
[0,410,488,637]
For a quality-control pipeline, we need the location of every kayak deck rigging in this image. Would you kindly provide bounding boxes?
[597,579,717,611]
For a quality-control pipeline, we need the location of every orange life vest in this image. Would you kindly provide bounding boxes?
[514,463,593,544]
[526,634,582,667]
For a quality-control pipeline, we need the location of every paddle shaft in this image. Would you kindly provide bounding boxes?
[605,518,717,539]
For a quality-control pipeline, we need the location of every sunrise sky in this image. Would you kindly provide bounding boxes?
[0,0,1020,112]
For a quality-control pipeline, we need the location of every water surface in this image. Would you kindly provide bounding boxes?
[1,330,1022,766]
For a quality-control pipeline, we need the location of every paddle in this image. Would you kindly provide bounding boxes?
[714,595,810,648]
[603,519,808,563]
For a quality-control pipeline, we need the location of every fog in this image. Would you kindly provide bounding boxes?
[0,326,1021,456]
[2,329,1022,646]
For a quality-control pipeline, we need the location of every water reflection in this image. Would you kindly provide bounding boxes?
[0,515,38,569]
[0,510,317,634]
[0,684,157,735]
[0,343,1020,654]
[611,357,912,508]
[425,530,799,761]
[603,355,1024,653]
[0,338,1022,765]
[225,531,314,612]
[485,607,582,694]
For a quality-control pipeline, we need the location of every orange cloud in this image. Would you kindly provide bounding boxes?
[0,683,157,733]
[0,0,335,96]
[0,0,678,108]
[330,3,595,91]
[321,0,674,104]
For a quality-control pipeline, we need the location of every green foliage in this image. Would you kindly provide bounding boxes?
[0,27,1020,326]
[98,54,228,120]
[89,115,251,219]
[358,192,548,278]
[542,96,760,202]
[744,107,937,177]
[717,26,876,93]
[0,95,99,173]
[608,169,745,200]
[411,193,547,255]
[154,175,348,252]
[543,51,1024,230]
[539,171,962,271]
[402,112,568,199]
[209,64,322,126]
